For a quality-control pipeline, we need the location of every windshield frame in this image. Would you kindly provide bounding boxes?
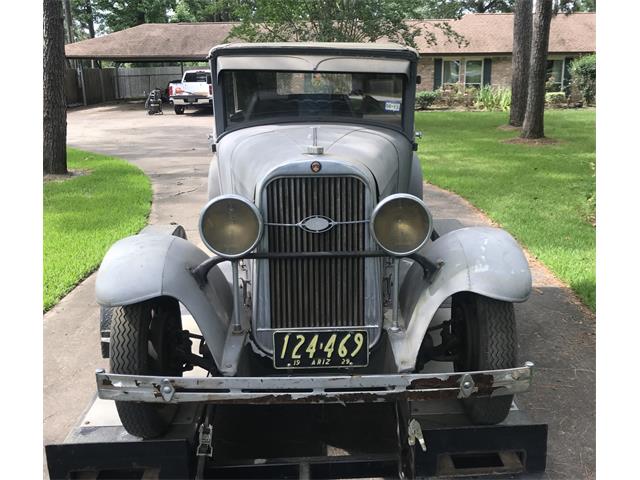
[211,61,417,142]
[218,69,408,137]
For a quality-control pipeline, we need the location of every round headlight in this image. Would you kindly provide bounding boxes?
[371,194,432,256]
[199,195,263,258]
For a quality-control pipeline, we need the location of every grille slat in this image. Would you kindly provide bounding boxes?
[266,176,366,329]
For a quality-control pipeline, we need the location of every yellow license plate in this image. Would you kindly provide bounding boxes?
[273,330,369,369]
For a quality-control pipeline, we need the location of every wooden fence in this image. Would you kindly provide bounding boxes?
[65,65,207,106]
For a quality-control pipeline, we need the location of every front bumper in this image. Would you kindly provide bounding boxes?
[96,362,533,405]
[170,95,212,105]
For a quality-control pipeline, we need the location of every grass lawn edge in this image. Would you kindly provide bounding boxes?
[43,148,152,312]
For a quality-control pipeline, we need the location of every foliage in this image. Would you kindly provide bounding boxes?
[545,91,566,106]
[94,0,176,32]
[416,0,514,18]
[69,0,99,40]
[554,0,596,13]
[172,0,237,22]
[225,0,467,48]
[474,85,511,111]
[545,76,561,92]
[44,149,152,310]
[415,109,596,310]
[570,54,596,105]
[416,91,441,110]
[437,83,477,108]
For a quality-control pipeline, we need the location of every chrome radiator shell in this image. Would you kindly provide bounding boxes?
[252,160,383,354]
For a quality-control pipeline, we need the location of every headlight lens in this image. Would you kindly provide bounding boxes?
[371,194,432,256]
[199,195,262,257]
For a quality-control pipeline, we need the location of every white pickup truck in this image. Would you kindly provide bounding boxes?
[168,69,212,115]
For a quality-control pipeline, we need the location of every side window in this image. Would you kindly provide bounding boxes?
[546,60,564,91]
[465,60,483,87]
[443,60,460,84]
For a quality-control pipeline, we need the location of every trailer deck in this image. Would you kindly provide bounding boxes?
[45,395,547,479]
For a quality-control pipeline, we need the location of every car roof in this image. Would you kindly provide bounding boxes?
[208,42,419,61]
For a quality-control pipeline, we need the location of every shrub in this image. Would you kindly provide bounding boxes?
[570,54,596,105]
[545,92,567,106]
[415,90,440,110]
[474,86,512,111]
[439,83,477,108]
[545,77,561,92]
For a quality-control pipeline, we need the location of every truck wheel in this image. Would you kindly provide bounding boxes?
[174,105,185,115]
[110,297,183,438]
[452,293,517,425]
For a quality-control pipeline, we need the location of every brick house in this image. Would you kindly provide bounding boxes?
[410,13,595,92]
[65,12,595,97]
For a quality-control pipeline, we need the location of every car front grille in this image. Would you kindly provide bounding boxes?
[265,176,367,329]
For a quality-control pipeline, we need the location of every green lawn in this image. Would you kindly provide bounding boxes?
[43,148,152,311]
[415,109,596,310]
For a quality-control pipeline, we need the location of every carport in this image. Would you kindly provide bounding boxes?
[64,23,234,105]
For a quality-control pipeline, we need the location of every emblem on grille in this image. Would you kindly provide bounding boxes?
[310,161,322,173]
[300,215,333,233]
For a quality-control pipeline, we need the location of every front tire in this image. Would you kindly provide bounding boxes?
[452,293,517,425]
[110,297,183,438]
[174,105,185,115]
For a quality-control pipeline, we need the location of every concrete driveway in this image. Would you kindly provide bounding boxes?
[45,102,594,479]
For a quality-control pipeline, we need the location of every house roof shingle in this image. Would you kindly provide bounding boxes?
[411,12,595,55]
[64,13,595,61]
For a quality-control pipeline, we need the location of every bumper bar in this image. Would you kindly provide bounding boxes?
[95,362,533,405]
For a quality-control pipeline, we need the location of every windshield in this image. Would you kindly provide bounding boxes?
[184,72,211,83]
[221,70,405,129]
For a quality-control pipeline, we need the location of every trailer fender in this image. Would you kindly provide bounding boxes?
[95,233,233,372]
[391,226,532,372]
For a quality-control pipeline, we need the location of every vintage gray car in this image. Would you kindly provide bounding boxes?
[95,42,534,439]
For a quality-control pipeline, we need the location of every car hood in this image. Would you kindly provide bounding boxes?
[215,124,405,200]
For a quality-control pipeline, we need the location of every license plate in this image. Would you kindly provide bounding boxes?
[273,330,368,369]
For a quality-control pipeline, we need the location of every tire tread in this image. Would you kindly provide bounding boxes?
[110,302,176,439]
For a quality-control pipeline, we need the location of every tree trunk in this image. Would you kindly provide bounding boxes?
[62,0,73,43]
[44,0,68,175]
[86,0,96,38]
[521,0,553,139]
[509,0,532,127]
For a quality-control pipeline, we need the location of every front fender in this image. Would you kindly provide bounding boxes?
[391,227,532,372]
[95,233,233,373]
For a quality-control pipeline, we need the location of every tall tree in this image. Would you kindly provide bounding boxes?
[44,0,68,175]
[508,0,532,127]
[417,0,514,18]
[173,0,237,22]
[521,0,553,139]
[94,0,176,32]
[71,0,97,39]
[63,0,74,42]
[227,0,467,48]
[555,0,595,12]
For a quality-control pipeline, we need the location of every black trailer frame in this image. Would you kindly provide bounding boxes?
[45,395,546,479]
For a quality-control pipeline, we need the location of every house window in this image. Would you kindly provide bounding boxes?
[442,60,460,84]
[546,59,565,91]
[465,60,483,87]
